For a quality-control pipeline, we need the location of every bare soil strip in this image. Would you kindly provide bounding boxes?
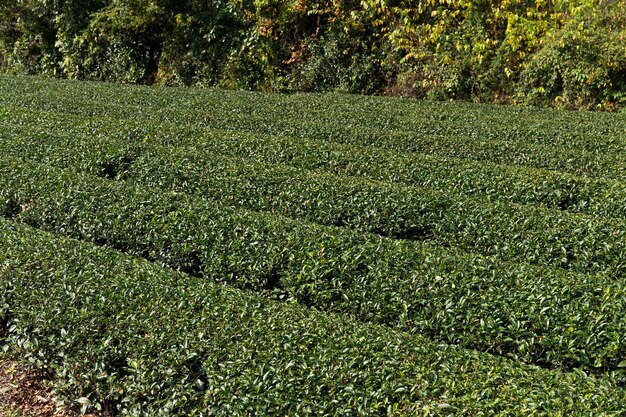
[0,360,92,417]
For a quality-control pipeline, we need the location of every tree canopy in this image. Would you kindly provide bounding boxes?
[1,0,624,110]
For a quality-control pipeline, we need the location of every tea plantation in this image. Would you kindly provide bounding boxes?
[1,75,626,416]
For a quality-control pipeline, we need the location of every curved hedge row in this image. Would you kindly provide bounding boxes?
[2,218,624,415]
[142,140,626,220]
[1,76,625,180]
[127,148,626,278]
[3,105,626,222]
[1,74,625,153]
[4,117,626,276]
[3,156,626,375]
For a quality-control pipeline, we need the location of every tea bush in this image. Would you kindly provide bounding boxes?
[1,218,625,415]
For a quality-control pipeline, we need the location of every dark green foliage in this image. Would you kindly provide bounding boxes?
[1,75,625,180]
[1,75,626,413]
[1,1,625,109]
[3,156,626,375]
[2,86,626,221]
[1,218,626,415]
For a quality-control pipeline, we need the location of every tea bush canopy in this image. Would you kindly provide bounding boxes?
[1,75,626,414]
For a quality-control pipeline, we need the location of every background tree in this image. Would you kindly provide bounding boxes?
[1,0,624,110]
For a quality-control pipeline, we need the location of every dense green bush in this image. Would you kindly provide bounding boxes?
[3,88,626,221]
[4,155,626,374]
[0,0,105,74]
[1,0,624,109]
[2,74,626,413]
[2,218,625,415]
[4,121,626,276]
[2,75,625,180]
[520,2,626,110]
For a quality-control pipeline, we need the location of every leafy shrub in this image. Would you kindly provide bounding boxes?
[2,72,626,413]
[519,1,626,110]
[3,155,626,373]
[3,83,626,221]
[2,218,626,415]
[2,0,624,109]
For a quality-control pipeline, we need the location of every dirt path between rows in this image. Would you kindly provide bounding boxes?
[0,360,81,417]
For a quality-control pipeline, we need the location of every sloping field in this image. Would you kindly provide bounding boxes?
[1,75,626,415]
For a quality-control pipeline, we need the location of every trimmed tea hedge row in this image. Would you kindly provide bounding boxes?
[128,147,626,271]
[4,118,626,275]
[1,78,626,180]
[3,105,626,221]
[190,115,625,181]
[0,107,145,178]
[3,156,626,374]
[2,219,624,416]
[128,147,626,277]
[1,74,624,155]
